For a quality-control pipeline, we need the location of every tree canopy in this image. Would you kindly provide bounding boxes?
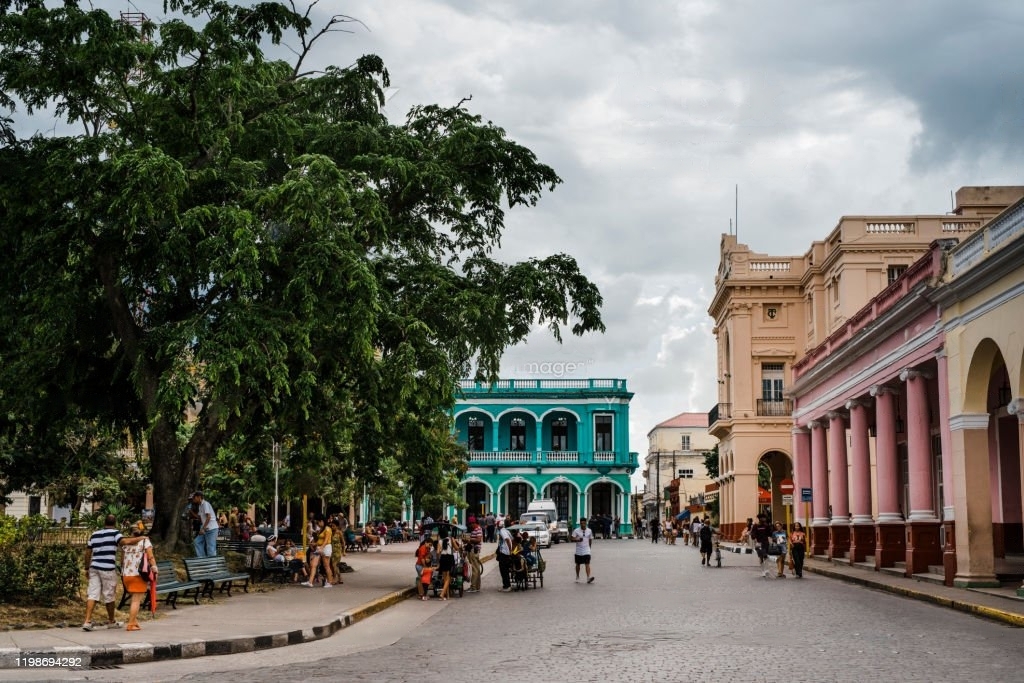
[0,1,604,545]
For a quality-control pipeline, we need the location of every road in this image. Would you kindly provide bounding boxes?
[11,539,1023,682]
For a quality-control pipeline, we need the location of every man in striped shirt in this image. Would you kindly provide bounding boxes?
[467,517,484,592]
[82,514,144,631]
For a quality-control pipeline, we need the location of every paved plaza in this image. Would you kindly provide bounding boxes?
[23,537,1021,683]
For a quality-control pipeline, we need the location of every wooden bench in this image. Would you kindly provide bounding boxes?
[259,552,291,583]
[117,560,202,610]
[184,555,250,598]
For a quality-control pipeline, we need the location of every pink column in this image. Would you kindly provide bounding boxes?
[809,419,829,557]
[809,420,829,525]
[870,385,901,521]
[900,369,937,521]
[845,400,872,524]
[791,426,811,506]
[827,411,850,520]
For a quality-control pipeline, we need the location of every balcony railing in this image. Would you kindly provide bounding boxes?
[458,378,628,392]
[708,403,731,426]
[756,398,793,417]
[466,450,636,467]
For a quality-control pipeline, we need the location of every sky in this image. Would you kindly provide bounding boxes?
[20,2,1024,473]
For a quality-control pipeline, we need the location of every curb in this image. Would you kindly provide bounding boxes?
[805,564,1024,629]
[0,555,498,670]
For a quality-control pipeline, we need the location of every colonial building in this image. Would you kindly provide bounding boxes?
[790,195,1024,589]
[643,412,717,522]
[708,186,1024,541]
[453,378,638,535]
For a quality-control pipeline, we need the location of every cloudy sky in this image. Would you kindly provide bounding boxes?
[26,2,1024,468]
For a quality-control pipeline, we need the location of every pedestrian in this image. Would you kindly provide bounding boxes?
[435,527,459,600]
[699,519,714,565]
[650,516,660,544]
[572,517,595,583]
[229,506,239,540]
[190,491,219,557]
[770,521,789,578]
[121,521,157,632]
[415,537,433,600]
[496,518,514,592]
[789,522,807,578]
[467,517,484,592]
[485,511,495,543]
[751,513,772,577]
[336,513,349,557]
[82,514,145,631]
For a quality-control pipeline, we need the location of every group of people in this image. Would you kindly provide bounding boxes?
[742,513,807,578]
[82,515,157,633]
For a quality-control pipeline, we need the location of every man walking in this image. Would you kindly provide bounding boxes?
[572,517,594,583]
[191,491,219,557]
[485,511,495,543]
[496,518,513,592]
[82,514,143,631]
[751,513,773,578]
[467,517,484,592]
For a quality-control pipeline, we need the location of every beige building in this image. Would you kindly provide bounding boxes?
[643,412,717,522]
[708,186,1024,540]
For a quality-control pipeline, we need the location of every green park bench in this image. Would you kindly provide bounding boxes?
[117,560,202,610]
[183,555,250,599]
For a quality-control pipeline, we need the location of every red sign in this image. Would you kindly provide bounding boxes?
[779,478,795,494]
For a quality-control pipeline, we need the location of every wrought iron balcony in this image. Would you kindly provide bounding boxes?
[466,449,636,467]
[756,398,793,417]
[708,403,731,426]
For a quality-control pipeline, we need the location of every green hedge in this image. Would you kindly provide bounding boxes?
[0,544,82,605]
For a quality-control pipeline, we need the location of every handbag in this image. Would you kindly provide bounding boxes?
[767,543,785,556]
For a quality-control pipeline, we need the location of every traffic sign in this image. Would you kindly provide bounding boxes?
[801,487,812,502]
[782,494,794,506]
[779,478,795,494]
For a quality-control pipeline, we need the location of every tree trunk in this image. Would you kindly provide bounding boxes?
[148,420,194,553]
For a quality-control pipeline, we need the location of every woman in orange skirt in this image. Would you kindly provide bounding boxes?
[121,521,157,631]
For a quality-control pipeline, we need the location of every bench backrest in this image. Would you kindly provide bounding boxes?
[154,560,185,588]
[184,556,232,578]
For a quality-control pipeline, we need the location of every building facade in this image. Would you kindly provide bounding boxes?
[708,186,1024,541]
[454,378,638,535]
[643,412,717,522]
[789,193,1024,589]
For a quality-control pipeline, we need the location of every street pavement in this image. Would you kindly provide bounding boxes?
[3,537,1024,682]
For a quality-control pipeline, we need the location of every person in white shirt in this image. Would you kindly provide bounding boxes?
[191,491,219,557]
[572,517,595,584]
[496,522,514,592]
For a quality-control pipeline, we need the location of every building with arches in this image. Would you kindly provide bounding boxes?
[789,193,1024,590]
[453,378,638,536]
[708,186,1024,544]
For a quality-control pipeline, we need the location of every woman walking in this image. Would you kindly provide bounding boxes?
[121,521,157,631]
[770,521,789,578]
[789,522,807,578]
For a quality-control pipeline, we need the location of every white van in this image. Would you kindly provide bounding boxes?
[524,499,561,543]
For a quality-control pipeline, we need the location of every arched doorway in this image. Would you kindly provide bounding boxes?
[505,482,530,521]
[758,450,793,525]
[464,481,490,522]
[544,481,574,522]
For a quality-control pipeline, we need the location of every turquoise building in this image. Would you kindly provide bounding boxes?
[452,378,638,536]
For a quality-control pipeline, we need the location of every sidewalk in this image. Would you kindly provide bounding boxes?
[719,542,1024,628]
[0,541,494,670]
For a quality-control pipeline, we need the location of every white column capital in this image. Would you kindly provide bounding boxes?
[808,420,823,430]
[845,398,869,411]
[899,368,933,382]
[1008,398,1024,419]
[825,410,847,422]
[791,426,810,435]
[869,384,899,397]
[948,413,990,432]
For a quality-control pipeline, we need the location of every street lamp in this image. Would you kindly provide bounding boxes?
[272,442,281,535]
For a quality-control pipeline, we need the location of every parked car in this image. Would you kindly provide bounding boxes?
[510,522,551,548]
[554,519,569,544]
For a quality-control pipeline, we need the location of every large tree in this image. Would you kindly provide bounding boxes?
[0,1,603,547]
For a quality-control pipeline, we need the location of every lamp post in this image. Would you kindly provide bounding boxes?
[272,442,281,536]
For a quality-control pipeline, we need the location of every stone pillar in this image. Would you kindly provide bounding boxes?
[534,420,543,459]
[949,413,1000,588]
[792,426,812,533]
[936,351,957,586]
[809,420,830,556]
[901,368,941,576]
[491,420,500,452]
[827,411,851,560]
[846,399,875,563]
[870,385,904,569]
[1010,400,1024,596]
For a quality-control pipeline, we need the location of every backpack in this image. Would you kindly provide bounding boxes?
[700,525,713,543]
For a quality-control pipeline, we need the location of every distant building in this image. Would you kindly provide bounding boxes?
[643,412,717,522]
[453,378,638,535]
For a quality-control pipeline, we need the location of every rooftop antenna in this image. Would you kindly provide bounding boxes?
[729,218,733,236]
[735,184,739,241]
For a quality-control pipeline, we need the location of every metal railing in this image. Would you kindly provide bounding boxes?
[708,403,731,426]
[756,398,793,417]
